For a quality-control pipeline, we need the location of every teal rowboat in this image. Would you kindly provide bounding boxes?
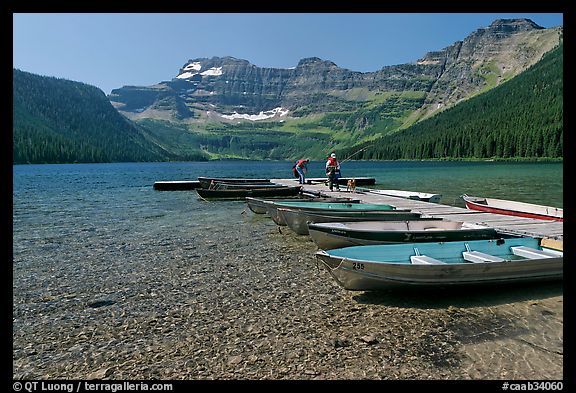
[246,196,361,215]
[272,201,400,212]
[265,201,394,226]
[315,237,563,291]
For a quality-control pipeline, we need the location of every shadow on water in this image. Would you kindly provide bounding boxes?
[351,280,563,309]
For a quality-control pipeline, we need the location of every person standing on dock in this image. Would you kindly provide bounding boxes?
[326,153,341,191]
[294,158,310,184]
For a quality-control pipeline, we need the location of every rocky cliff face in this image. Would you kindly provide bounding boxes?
[409,19,562,122]
[109,18,561,126]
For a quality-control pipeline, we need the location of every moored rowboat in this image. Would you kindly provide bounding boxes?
[462,194,563,221]
[246,196,312,214]
[198,176,271,189]
[307,220,502,249]
[246,196,361,214]
[315,237,563,291]
[265,201,404,227]
[210,182,284,190]
[196,185,302,200]
[277,208,428,235]
[271,201,401,212]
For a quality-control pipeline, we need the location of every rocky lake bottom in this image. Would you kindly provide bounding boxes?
[13,203,563,380]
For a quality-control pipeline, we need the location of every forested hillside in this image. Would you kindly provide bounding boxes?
[13,34,562,164]
[345,44,563,160]
[13,69,177,164]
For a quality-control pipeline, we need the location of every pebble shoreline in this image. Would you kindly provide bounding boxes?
[13,208,563,380]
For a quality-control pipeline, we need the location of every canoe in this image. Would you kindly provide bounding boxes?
[308,220,502,249]
[198,176,271,189]
[196,185,302,200]
[367,189,442,203]
[462,194,563,222]
[246,196,361,215]
[315,237,563,291]
[277,208,429,235]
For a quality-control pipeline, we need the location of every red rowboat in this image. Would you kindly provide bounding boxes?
[461,194,563,222]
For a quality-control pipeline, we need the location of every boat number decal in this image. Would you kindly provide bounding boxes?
[352,263,365,270]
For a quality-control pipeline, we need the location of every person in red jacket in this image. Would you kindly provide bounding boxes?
[325,153,341,191]
[294,158,310,184]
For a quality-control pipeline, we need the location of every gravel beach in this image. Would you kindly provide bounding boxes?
[12,205,563,381]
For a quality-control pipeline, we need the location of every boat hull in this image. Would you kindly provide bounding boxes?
[308,221,500,249]
[315,238,563,290]
[278,208,427,235]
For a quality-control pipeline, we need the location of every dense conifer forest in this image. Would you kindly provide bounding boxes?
[345,44,563,160]
[13,69,174,164]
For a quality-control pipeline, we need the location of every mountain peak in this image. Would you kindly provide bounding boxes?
[297,57,337,68]
[487,18,544,31]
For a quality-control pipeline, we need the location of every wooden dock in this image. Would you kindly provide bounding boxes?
[306,177,376,186]
[272,178,563,248]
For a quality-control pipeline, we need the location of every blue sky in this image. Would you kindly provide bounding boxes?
[13,13,563,95]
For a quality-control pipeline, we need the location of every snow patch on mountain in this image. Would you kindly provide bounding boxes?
[201,67,223,76]
[183,62,202,71]
[177,66,223,79]
[220,107,289,121]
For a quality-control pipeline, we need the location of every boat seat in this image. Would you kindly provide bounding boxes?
[410,255,446,265]
[511,246,560,259]
[462,251,505,263]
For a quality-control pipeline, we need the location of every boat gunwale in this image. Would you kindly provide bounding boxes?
[316,251,563,267]
[271,201,404,212]
[307,220,493,233]
[319,238,552,264]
